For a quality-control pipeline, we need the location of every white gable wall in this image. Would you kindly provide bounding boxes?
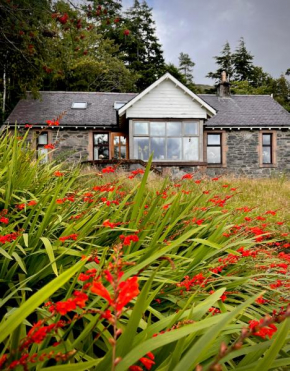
[126,79,208,119]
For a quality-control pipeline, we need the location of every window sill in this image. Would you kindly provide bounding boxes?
[259,164,277,168]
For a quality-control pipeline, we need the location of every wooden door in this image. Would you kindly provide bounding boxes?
[111,133,128,159]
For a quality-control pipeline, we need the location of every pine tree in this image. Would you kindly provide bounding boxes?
[232,37,254,81]
[178,53,195,84]
[115,0,165,91]
[206,42,234,82]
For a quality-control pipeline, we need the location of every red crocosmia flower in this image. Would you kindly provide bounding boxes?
[182,173,193,180]
[129,366,143,371]
[276,221,284,225]
[123,29,130,36]
[101,309,113,320]
[102,166,115,173]
[244,217,251,222]
[78,273,90,281]
[16,203,25,210]
[249,319,277,339]
[256,296,268,305]
[25,124,33,128]
[28,200,37,206]
[0,217,9,224]
[90,281,113,305]
[55,298,76,315]
[0,354,7,369]
[104,269,114,284]
[115,276,139,312]
[212,177,219,181]
[230,188,237,191]
[44,143,55,149]
[139,357,155,370]
[46,120,59,126]
[195,180,202,184]
[265,210,276,215]
[222,184,229,188]
[54,171,64,177]
[59,233,78,242]
[73,291,88,308]
[103,219,120,228]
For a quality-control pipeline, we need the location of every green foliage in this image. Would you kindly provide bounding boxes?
[0,133,289,370]
[178,52,195,85]
[207,41,234,82]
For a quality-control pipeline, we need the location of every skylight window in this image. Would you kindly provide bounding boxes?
[114,101,127,110]
[71,102,87,109]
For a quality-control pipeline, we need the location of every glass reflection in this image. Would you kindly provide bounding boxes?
[151,138,165,159]
[184,122,198,135]
[207,147,221,163]
[167,122,181,136]
[183,137,198,160]
[134,122,148,135]
[150,122,165,136]
[134,137,149,160]
[167,138,181,160]
[263,147,271,164]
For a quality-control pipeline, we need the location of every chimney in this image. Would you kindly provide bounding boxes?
[217,71,230,97]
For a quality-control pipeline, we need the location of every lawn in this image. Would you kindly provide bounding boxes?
[0,132,289,371]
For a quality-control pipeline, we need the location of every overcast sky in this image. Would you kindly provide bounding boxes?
[123,0,290,84]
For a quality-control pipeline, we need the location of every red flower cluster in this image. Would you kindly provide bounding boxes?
[0,217,9,224]
[123,29,130,36]
[120,234,139,246]
[44,143,55,149]
[249,319,277,339]
[0,232,19,244]
[91,275,139,313]
[102,166,115,173]
[46,120,59,126]
[48,290,88,316]
[59,234,78,242]
[129,352,155,370]
[177,273,207,291]
[54,171,64,177]
[103,219,121,228]
[24,124,33,128]
[57,13,69,24]
[128,168,145,179]
[182,173,193,180]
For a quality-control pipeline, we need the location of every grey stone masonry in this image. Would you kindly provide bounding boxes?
[206,130,290,178]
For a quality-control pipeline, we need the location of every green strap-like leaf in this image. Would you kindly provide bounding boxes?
[0,259,85,343]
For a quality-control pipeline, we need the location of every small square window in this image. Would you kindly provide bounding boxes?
[71,102,87,109]
[207,133,222,164]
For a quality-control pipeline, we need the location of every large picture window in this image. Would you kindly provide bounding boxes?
[262,133,272,164]
[94,133,109,160]
[207,134,222,164]
[37,132,48,163]
[132,121,200,161]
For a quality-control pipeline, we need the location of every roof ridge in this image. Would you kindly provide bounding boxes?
[26,91,137,95]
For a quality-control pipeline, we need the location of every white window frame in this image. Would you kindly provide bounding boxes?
[130,120,203,162]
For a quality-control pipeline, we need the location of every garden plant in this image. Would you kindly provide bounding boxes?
[0,130,289,371]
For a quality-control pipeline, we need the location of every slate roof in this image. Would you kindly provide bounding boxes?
[5,92,137,127]
[198,94,290,127]
[5,91,290,128]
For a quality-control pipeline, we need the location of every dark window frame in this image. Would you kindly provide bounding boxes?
[262,133,273,164]
[37,131,48,161]
[207,133,222,164]
[93,132,110,160]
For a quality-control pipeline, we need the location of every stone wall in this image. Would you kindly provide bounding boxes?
[206,130,290,178]
[51,130,90,162]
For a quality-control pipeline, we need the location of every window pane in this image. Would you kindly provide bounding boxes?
[94,134,108,145]
[167,138,182,160]
[184,122,198,135]
[94,146,109,160]
[263,146,271,164]
[263,134,271,145]
[167,122,182,136]
[134,122,148,135]
[183,137,198,160]
[208,134,221,145]
[38,148,48,163]
[207,147,221,164]
[120,136,126,145]
[120,146,126,159]
[134,137,149,160]
[150,122,165,136]
[151,138,165,160]
[38,133,48,145]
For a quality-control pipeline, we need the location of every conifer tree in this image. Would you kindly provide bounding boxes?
[232,37,254,81]
[178,52,195,84]
[206,42,234,82]
[115,0,165,91]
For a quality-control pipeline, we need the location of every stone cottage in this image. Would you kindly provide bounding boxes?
[4,72,290,177]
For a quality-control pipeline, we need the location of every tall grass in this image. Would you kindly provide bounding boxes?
[0,132,289,371]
